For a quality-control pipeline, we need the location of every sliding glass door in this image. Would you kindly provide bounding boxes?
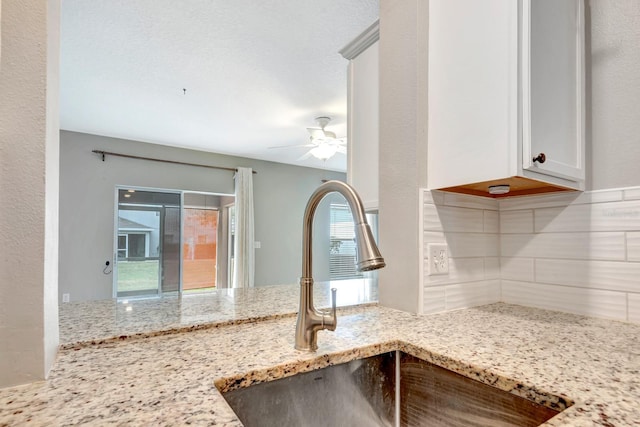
[114,188,233,298]
[115,189,181,298]
[182,208,219,291]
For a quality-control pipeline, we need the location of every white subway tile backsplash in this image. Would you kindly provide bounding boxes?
[424,257,485,286]
[501,257,535,282]
[628,293,640,323]
[423,190,445,206]
[447,233,499,258]
[499,189,623,211]
[423,231,446,246]
[535,259,640,293]
[484,235,501,258]
[534,206,587,232]
[535,200,640,233]
[583,189,625,203]
[499,192,582,211]
[443,192,499,210]
[628,232,640,261]
[423,205,484,233]
[579,189,624,204]
[445,280,501,311]
[422,186,640,324]
[624,187,640,201]
[484,257,500,280]
[498,233,521,254]
[483,210,499,233]
[422,190,499,315]
[500,210,534,234]
[423,204,442,231]
[422,190,435,205]
[423,286,446,314]
[502,280,627,321]
[501,232,625,261]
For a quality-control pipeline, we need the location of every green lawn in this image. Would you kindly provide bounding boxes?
[117,260,159,293]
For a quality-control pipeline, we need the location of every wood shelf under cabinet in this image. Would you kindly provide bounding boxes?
[438,176,578,199]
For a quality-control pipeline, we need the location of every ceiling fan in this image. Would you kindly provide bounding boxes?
[270,116,347,161]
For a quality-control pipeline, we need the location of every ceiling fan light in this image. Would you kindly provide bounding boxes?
[310,143,338,160]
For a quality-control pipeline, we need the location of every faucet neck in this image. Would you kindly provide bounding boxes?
[301,181,368,278]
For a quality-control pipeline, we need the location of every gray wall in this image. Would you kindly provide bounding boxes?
[59,130,345,302]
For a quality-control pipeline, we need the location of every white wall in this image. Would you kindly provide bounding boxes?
[377,0,429,313]
[59,131,345,302]
[0,0,60,388]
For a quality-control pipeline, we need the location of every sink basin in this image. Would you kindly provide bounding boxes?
[220,351,571,427]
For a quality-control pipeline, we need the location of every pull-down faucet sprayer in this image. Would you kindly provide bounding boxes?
[294,180,386,351]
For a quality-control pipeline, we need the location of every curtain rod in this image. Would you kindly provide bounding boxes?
[92,150,257,174]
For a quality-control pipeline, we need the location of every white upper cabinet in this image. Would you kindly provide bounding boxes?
[427,0,585,198]
[341,21,379,211]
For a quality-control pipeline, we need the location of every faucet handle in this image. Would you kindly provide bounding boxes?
[322,288,338,331]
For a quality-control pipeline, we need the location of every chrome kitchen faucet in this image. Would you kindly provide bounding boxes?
[294,180,385,351]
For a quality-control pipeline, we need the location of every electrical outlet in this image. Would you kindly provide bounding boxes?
[427,243,449,275]
[62,293,70,303]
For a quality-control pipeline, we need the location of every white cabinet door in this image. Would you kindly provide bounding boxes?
[522,0,585,182]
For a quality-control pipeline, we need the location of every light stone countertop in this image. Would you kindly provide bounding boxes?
[59,279,377,347]
[2,302,640,426]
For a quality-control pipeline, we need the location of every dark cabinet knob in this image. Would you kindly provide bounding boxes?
[532,153,546,164]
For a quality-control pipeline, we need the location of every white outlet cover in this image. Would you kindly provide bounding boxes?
[62,293,70,303]
[427,243,449,276]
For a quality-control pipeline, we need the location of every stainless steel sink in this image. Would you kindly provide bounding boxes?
[220,351,571,427]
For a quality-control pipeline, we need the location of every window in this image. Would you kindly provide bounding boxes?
[117,234,127,260]
[127,233,146,259]
[116,230,151,261]
[329,203,363,280]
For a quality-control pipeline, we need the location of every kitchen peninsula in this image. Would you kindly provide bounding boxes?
[2,298,639,426]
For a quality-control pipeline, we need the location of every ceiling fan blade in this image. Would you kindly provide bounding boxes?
[268,143,316,149]
[297,151,314,161]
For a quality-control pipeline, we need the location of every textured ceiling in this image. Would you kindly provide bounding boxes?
[60,0,379,172]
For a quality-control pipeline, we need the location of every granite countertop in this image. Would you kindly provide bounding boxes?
[2,302,640,426]
[59,279,377,347]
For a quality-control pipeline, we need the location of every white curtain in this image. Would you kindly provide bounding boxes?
[233,167,255,288]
